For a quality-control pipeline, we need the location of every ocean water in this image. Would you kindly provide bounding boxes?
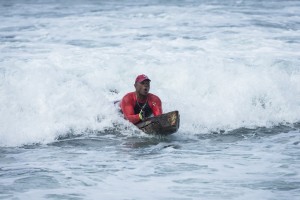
[1,0,300,199]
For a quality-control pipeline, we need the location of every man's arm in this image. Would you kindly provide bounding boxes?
[149,95,162,116]
[120,94,141,124]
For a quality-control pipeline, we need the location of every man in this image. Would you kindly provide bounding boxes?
[120,74,162,124]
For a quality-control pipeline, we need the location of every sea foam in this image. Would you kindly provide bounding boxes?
[1,0,300,146]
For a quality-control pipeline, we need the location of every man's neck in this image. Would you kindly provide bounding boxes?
[136,92,147,101]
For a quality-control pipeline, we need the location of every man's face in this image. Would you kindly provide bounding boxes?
[135,80,150,96]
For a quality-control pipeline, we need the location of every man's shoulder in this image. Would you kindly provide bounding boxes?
[122,92,135,101]
[148,93,161,101]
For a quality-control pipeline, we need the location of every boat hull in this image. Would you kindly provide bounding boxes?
[136,111,180,135]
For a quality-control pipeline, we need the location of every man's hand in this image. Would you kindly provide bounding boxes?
[139,110,145,121]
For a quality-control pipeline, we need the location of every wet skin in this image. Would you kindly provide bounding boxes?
[134,80,150,100]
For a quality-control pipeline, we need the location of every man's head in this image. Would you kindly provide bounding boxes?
[134,74,151,97]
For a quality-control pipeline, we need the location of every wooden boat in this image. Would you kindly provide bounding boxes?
[135,111,180,135]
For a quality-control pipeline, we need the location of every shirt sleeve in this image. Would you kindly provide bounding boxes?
[120,93,141,124]
[149,94,162,116]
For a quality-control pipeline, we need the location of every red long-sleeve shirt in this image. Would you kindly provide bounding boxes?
[120,92,162,124]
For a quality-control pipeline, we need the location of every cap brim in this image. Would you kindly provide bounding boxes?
[136,78,151,83]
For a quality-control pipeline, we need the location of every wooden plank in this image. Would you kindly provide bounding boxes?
[136,111,180,135]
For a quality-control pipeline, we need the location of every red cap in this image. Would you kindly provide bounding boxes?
[135,74,151,83]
